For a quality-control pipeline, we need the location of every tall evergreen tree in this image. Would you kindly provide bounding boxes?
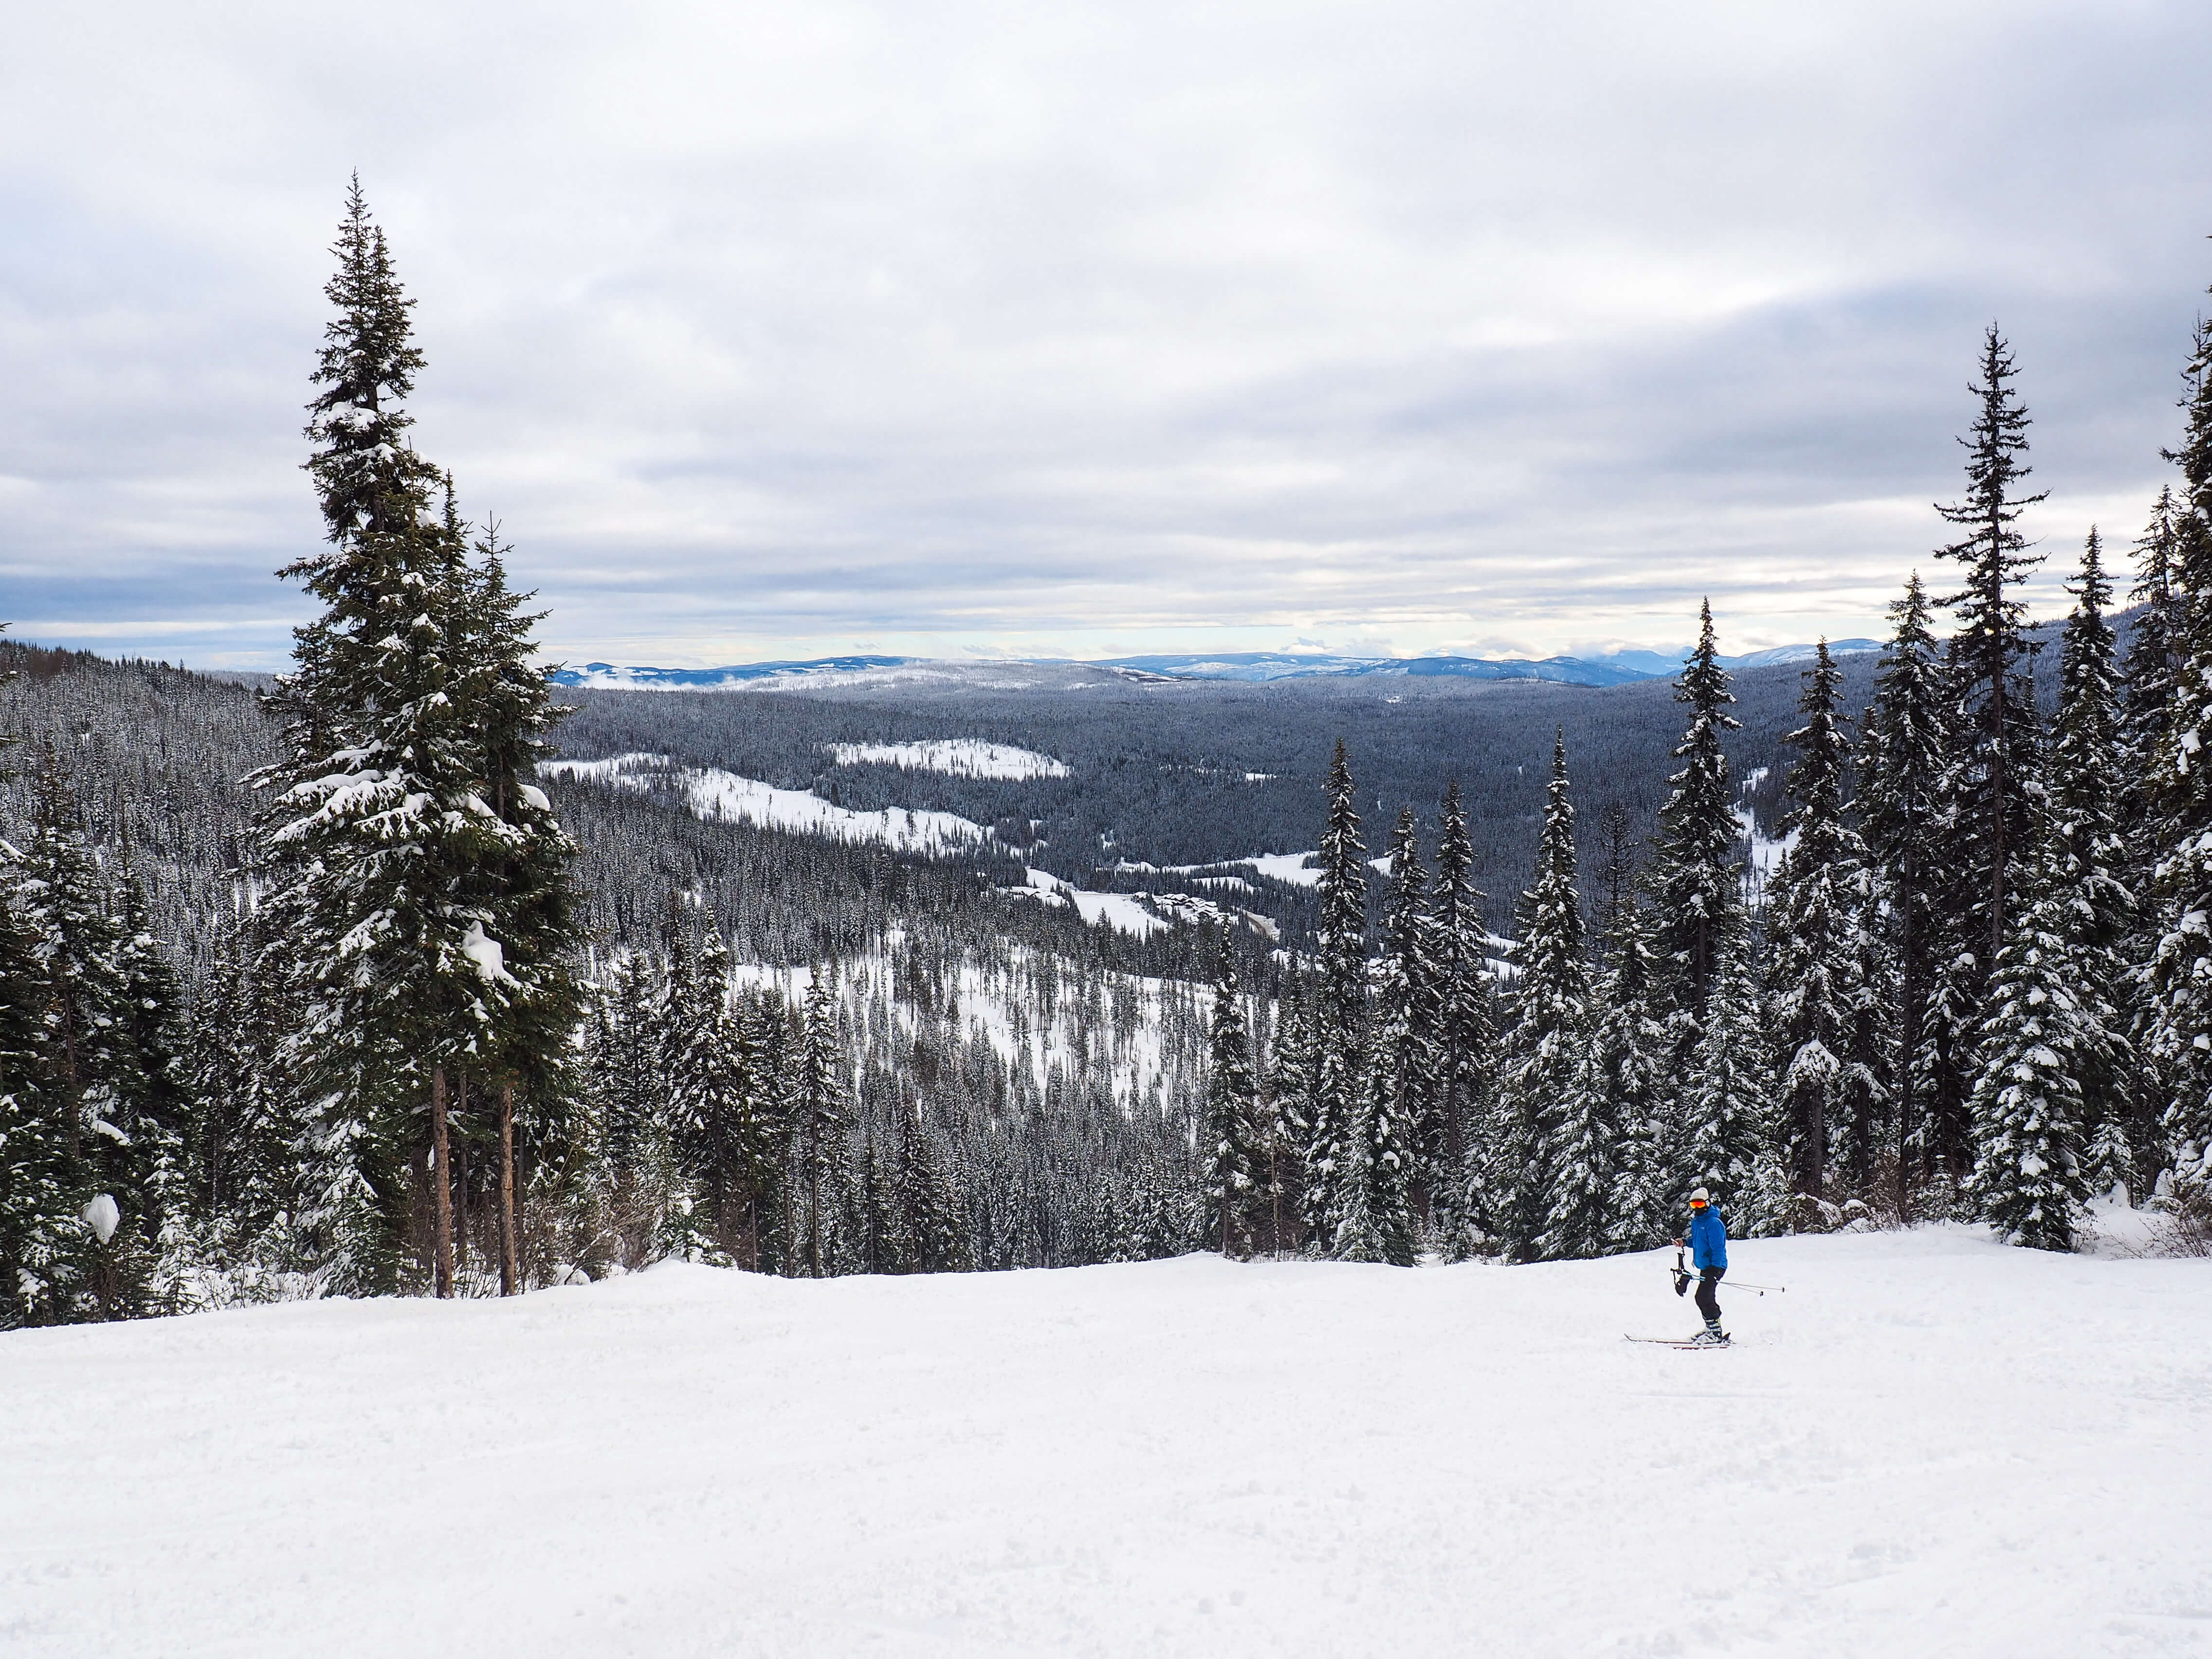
[1305,741,1370,1250]
[1495,732,1589,1261]
[1428,781,1496,1257]
[11,752,156,1319]
[1371,807,1441,1232]
[1858,574,1952,1205]
[2149,294,2212,1194]
[1767,642,1883,1202]
[0,838,70,1327]
[2046,530,2138,1195]
[1968,824,2097,1252]
[1200,951,1260,1258]
[1934,325,2046,979]
[1679,933,1782,1231]
[453,521,585,1293]
[1649,601,1743,1048]
[1581,882,1668,1250]
[260,183,528,1297]
[789,969,849,1277]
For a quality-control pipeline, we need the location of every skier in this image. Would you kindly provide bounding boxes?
[1675,1187,1728,1346]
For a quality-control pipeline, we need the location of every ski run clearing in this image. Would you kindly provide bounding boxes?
[828,739,1072,780]
[541,753,989,857]
[6,1230,2209,1659]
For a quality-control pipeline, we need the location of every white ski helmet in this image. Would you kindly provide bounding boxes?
[1689,1187,1711,1206]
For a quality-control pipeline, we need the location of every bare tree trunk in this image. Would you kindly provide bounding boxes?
[455,1075,470,1277]
[499,1080,519,1297]
[431,1064,454,1299]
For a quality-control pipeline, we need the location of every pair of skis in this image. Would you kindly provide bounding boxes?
[1624,1332,1730,1349]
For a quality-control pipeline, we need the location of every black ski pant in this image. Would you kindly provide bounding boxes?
[1695,1268,1724,1326]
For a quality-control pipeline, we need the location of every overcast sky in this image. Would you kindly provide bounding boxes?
[4,1,2210,670]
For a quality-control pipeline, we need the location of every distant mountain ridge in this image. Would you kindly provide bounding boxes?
[552,640,1884,692]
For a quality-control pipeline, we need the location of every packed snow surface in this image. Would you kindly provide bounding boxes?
[828,739,1071,780]
[6,1228,2209,1658]
[542,753,987,856]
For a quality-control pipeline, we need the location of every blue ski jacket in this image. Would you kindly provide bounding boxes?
[1688,1207,1728,1272]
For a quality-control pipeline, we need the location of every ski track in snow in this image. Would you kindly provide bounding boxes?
[4,1229,2208,1658]
[541,753,988,856]
[827,739,1070,781]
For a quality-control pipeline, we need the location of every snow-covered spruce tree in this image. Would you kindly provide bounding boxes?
[449,519,586,1293]
[1261,972,1315,1255]
[10,750,160,1319]
[1649,601,1744,1058]
[1578,878,1669,1252]
[2122,490,2183,869]
[1857,574,1953,1209]
[896,1103,966,1273]
[0,846,72,1328]
[1371,807,1441,1237]
[1305,741,1371,1251]
[1767,642,1883,1205]
[788,969,850,1277]
[1927,327,2047,1188]
[2120,493,2184,1173]
[2148,296,2212,1196]
[2046,529,2139,1196]
[1494,731,1590,1261]
[1967,815,2100,1251]
[663,930,750,1266]
[175,910,289,1279]
[1200,950,1260,1258]
[1429,780,1497,1258]
[1680,932,1784,1232]
[259,182,528,1298]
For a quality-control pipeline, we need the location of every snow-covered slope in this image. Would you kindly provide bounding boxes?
[542,753,990,856]
[6,1229,2206,1658]
[829,739,1071,780]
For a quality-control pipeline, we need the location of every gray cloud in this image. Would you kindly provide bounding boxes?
[3,0,2210,670]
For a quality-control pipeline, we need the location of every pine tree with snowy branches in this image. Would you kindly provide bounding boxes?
[10,752,158,1318]
[1968,818,2098,1252]
[1933,325,2047,1035]
[1201,951,1260,1258]
[1767,642,1883,1203]
[0,848,71,1327]
[259,183,534,1297]
[1858,574,1953,1207]
[1371,807,1442,1233]
[1306,741,1371,1251]
[1583,885,1670,1250]
[1680,934,1784,1232]
[1495,731,1590,1261]
[2148,293,2212,1197]
[2046,529,2139,1196]
[1429,781,1497,1258]
[1649,601,1744,1054]
[790,970,849,1277]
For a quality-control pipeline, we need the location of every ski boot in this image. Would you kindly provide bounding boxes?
[1689,1324,1731,1348]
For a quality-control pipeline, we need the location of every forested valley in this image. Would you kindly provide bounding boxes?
[6,185,2212,1330]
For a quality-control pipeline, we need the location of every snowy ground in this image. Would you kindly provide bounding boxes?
[5,1229,2209,1658]
[542,753,989,855]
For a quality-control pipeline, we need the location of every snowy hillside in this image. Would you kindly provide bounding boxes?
[543,752,992,856]
[6,1229,2206,1658]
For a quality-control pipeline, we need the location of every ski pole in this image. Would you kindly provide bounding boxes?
[1723,1280,1786,1293]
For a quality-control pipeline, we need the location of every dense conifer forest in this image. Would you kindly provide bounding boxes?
[6,185,2212,1329]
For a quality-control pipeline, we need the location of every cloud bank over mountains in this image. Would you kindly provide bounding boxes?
[2,1,2208,669]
